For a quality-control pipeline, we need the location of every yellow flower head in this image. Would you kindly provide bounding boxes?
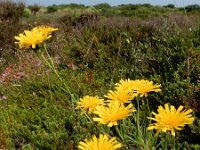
[32,25,58,36]
[93,101,136,127]
[105,89,134,104]
[147,103,195,136]
[78,134,122,150]
[134,79,161,97]
[76,96,104,113]
[15,29,52,49]
[105,79,138,104]
[115,79,136,91]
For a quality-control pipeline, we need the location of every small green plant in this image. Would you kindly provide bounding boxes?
[47,5,58,13]
[28,4,41,15]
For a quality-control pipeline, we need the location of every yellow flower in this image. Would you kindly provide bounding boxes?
[15,29,51,49]
[147,103,195,136]
[76,96,104,113]
[105,79,138,104]
[105,89,134,104]
[115,79,136,91]
[32,25,58,36]
[93,101,136,127]
[78,134,122,150]
[134,79,161,97]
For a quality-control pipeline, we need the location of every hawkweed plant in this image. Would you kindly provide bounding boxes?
[14,26,76,107]
[78,134,122,150]
[77,79,164,149]
[147,103,195,149]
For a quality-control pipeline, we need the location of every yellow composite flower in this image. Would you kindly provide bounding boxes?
[93,101,136,127]
[32,25,58,36]
[133,79,161,97]
[76,95,104,113]
[78,134,122,150]
[105,89,134,104]
[147,103,195,136]
[15,29,52,49]
[115,79,136,91]
[105,79,138,104]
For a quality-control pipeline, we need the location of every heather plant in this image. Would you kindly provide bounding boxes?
[184,4,200,12]
[28,4,41,15]
[0,0,25,24]
[61,3,86,9]
[0,0,26,68]
[58,14,199,107]
[47,5,58,13]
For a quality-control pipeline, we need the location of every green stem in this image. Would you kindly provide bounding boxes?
[145,97,150,113]
[164,133,168,150]
[136,99,141,137]
[115,125,124,142]
[172,136,176,150]
[38,44,76,108]
[144,97,151,126]
[83,112,99,130]
[136,98,146,148]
